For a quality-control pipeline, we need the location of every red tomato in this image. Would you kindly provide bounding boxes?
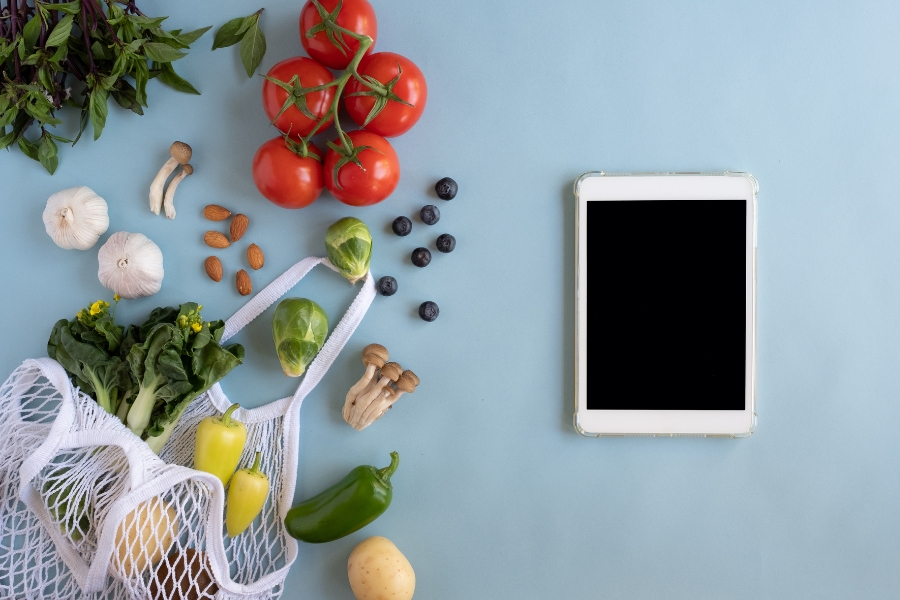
[345,52,427,137]
[262,57,335,138]
[299,0,377,71]
[324,130,399,206]
[252,138,324,209]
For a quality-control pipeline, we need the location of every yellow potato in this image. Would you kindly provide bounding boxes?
[347,536,415,600]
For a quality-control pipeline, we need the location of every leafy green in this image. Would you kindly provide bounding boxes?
[1,2,208,173]
[212,9,267,78]
[47,300,134,415]
[48,301,243,455]
[325,217,373,284]
[272,298,329,378]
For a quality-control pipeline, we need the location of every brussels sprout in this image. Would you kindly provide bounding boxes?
[325,217,373,284]
[272,298,329,377]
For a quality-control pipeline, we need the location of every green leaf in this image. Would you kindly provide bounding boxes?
[132,58,149,106]
[89,88,109,140]
[155,63,200,95]
[212,16,246,49]
[0,108,16,129]
[46,14,74,47]
[73,104,89,145]
[47,132,74,144]
[38,67,54,91]
[129,15,168,29]
[111,80,144,115]
[239,22,266,78]
[143,42,186,63]
[47,1,81,15]
[23,16,42,51]
[0,129,15,150]
[174,26,212,46]
[18,136,40,161]
[90,41,110,61]
[39,132,59,174]
[236,14,259,37]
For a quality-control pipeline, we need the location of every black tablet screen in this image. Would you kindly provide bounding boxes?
[586,200,747,410]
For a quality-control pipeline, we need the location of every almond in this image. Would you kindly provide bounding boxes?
[204,231,230,248]
[203,204,231,221]
[236,269,252,296]
[230,214,249,242]
[247,244,265,270]
[204,256,223,282]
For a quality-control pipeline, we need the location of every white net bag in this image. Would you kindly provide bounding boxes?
[0,256,375,599]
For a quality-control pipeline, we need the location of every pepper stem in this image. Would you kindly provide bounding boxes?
[222,403,240,427]
[377,451,400,483]
[250,451,262,475]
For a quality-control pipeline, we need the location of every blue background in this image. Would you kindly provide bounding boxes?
[1,0,898,597]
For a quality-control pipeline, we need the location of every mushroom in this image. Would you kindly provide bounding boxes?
[150,141,192,215]
[342,344,389,422]
[358,370,419,428]
[162,164,193,220]
[347,362,402,430]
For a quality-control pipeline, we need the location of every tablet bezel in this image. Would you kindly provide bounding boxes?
[574,172,757,437]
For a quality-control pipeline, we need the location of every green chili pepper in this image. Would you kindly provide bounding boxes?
[285,451,399,543]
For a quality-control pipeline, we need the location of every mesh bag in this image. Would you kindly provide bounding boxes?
[0,256,375,599]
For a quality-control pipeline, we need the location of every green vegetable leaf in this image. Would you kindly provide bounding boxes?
[211,16,246,49]
[174,26,212,46]
[23,15,42,50]
[39,132,59,174]
[132,58,149,106]
[0,128,16,150]
[272,299,329,377]
[0,107,17,129]
[155,63,200,95]
[129,15,168,29]
[47,1,82,15]
[143,42,186,63]
[89,87,109,140]
[18,136,40,161]
[239,22,266,78]
[111,80,144,115]
[46,14,74,47]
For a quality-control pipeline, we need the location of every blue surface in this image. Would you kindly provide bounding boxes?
[1,0,899,597]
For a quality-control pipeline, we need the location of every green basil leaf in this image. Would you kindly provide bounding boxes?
[239,22,266,78]
[132,59,149,106]
[48,1,81,15]
[46,14,74,47]
[89,87,109,140]
[18,136,40,161]
[73,104,89,145]
[39,132,59,174]
[0,108,17,129]
[212,16,246,49]
[111,80,144,115]
[91,41,110,61]
[143,42,186,63]
[156,63,200,95]
[0,129,15,150]
[236,14,259,37]
[174,26,211,46]
[129,15,168,29]
[48,132,74,144]
[23,16,42,50]
[38,67,54,91]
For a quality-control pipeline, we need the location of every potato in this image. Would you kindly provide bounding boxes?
[347,536,415,600]
[112,496,177,577]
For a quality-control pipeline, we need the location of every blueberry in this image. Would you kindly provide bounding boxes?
[419,301,439,322]
[436,233,456,253]
[435,177,457,200]
[392,216,412,236]
[378,276,398,296]
[411,247,432,267]
[420,205,440,225]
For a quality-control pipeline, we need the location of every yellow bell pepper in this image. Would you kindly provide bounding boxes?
[226,451,269,536]
[193,403,246,487]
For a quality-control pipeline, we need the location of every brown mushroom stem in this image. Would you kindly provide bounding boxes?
[358,370,419,428]
[346,362,401,429]
[162,164,193,219]
[342,344,390,423]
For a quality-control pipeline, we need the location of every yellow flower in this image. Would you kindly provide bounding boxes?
[113,294,121,302]
[76,310,85,320]
[191,322,202,333]
[89,300,109,316]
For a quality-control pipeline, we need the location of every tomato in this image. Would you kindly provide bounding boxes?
[345,52,427,137]
[262,57,335,138]
[252,137,324,209]
[324,130,399,206]
[299,0,377,71]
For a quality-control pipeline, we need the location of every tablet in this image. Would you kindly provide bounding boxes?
[574,172,757,437]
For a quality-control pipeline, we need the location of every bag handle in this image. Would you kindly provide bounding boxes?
[210,256,376,416]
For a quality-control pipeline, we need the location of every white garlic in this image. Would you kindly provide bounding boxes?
[42,186,110,250]
[98,232,165,299]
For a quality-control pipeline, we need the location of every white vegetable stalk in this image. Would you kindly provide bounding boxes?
[162,163,193,220]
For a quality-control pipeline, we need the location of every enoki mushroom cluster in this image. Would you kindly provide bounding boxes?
[343,344,419,431]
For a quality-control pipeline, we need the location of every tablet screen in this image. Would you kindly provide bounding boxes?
[587,199,747,410]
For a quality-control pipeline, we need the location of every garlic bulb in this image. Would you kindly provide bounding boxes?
[98,232,164,299]
[43,186,110,250]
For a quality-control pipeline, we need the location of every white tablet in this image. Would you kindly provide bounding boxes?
[574,172,757,437]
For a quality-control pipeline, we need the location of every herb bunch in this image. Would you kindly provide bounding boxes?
[0,0,209,174]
